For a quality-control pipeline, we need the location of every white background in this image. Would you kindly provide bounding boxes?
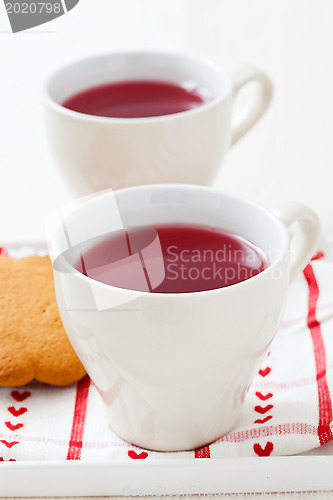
[1,0,333,243]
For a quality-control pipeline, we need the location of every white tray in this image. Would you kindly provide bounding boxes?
[0,448,333,497]
[1,240,333,497]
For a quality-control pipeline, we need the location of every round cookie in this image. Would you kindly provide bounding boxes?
[0,255,86,386]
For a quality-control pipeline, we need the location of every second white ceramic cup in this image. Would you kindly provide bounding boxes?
[47,185,320,451]
[45,51,273,195]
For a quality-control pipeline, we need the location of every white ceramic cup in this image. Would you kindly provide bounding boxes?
[47,185,320,451]
[44,51,273,196]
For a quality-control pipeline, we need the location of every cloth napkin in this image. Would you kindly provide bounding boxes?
[0,245,332,461]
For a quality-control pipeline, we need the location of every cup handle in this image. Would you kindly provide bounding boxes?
[231,66,273,146]
[272,201,321,282]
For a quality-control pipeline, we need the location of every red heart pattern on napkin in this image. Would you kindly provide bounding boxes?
[0,246,333,461]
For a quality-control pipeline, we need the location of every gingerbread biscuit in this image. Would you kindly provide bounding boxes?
[0,255,86,386]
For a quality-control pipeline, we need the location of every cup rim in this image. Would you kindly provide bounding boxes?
[49,184,289,298]
[44,49,233,124]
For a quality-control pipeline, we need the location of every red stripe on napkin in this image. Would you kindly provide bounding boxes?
[311,251,325,261]
[217,422,317,443]
[195,445,210,458]
[67,376,91,460]
[303,264,333,445]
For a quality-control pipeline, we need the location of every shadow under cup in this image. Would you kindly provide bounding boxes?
[49,185,289,451]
